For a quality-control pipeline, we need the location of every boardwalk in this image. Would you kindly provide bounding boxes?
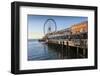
[41,21,88,58]
[46,39,87,48]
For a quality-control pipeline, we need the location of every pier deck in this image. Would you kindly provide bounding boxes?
[46,39,87,49]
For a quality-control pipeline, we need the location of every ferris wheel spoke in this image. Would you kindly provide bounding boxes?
[44,19,57,35]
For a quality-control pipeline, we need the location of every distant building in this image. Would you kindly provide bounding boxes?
[71,21,88,34]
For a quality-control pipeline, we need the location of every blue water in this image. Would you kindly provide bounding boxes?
[28,39,87,61]
[28,40,60,60]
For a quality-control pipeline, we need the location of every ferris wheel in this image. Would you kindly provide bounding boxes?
[44,19,57,35]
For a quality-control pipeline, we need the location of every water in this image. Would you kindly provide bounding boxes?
[28,39,87,61]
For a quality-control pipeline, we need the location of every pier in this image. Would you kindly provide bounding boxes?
[42,21,88,58]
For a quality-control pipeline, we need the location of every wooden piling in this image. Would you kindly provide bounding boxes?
[83,48,86,57]
[77,47,79,57]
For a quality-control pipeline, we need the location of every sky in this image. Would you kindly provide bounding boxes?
[28,15,88,39]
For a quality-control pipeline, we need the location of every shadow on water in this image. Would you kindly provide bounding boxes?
[28,40,88,61]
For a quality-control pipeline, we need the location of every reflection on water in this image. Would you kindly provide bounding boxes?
[28,39,87,61]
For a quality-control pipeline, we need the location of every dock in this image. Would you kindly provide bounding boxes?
[42,21,88,58]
